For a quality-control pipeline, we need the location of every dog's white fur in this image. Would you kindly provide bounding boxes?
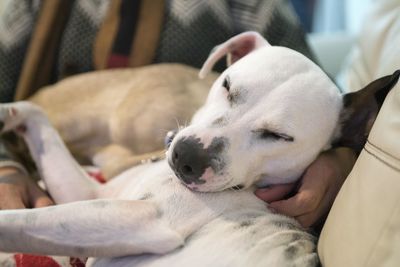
[0,32,347,267]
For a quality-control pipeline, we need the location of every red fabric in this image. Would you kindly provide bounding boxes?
[107,54,129,68]
[14,254,61,267]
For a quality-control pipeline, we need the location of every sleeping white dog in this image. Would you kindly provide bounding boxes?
[0,32,398,267]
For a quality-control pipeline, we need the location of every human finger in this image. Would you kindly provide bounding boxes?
[254,182,296,203]
[268,185,325,217]
[0,185,27,209]
[27,181,55,208]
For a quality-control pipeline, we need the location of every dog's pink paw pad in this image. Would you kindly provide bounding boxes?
[8,107,17,117]
[16,124,27,134]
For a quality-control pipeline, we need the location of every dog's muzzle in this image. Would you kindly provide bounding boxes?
[169,135,228,186]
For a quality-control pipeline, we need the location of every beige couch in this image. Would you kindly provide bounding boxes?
[317,1,400,266]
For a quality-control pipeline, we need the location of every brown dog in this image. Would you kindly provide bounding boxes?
[29,63,218,179]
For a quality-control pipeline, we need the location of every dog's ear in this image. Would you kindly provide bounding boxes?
[334,70,400,153]
[199,31,270,78]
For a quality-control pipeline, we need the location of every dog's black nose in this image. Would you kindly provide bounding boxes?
[171,136,209,185]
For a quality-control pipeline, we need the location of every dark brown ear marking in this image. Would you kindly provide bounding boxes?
[334,70,400,153]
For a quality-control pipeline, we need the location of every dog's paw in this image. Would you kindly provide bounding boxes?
[0,102,42,134]
[0,104,21,133]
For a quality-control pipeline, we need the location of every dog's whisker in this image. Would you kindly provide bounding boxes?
[173,117,182,130]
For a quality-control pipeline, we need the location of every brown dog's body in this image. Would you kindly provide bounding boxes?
[30,63,218,178]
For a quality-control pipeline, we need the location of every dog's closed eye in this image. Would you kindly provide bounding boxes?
[252,129,294,142]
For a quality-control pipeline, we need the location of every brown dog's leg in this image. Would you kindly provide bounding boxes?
[93,145,165,179]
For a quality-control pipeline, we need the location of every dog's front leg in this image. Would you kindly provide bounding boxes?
[0,199,183,257]
[0,102,99,203]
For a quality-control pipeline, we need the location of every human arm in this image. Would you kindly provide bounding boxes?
[0,166,54,210]
[0,140,54,210]
[255,147,357,228]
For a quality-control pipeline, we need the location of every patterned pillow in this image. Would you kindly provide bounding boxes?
[154,0,315,72]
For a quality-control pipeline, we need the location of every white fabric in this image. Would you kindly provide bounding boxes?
[337,0,400,92]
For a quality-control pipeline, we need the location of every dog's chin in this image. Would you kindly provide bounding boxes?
[182,178,244,193]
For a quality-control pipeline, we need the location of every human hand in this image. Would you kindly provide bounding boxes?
[255,147,356,228]
[0,166,54,209]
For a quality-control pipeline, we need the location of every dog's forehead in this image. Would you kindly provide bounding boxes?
[223,46,339,101]
[227,46,319,92]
